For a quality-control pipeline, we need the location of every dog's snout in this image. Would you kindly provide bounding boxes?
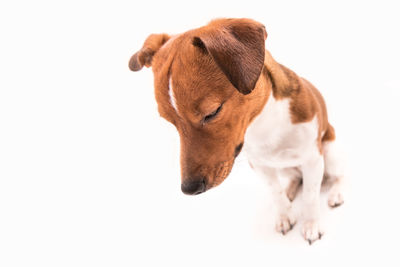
[181,178,206,195]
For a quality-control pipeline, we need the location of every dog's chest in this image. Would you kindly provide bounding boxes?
[244,96,318,168]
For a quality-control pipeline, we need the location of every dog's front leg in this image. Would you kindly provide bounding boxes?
[300,154,324,244]
[253,165,296,235]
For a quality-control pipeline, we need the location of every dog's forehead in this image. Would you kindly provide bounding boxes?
[171,46,224,93]
[154,33,233,113]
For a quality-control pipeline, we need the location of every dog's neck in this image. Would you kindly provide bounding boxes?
[247,49,301,128]
[262,50,299,100]
[246,50,291,126]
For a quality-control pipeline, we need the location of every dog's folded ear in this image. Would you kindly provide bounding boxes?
[193,19,267,95]
[129,33,170,71]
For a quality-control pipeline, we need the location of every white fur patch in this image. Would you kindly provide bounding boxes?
[168,77,178,112]
[244,93,343,243]
[323,141,344,179]
[244,95,319,169]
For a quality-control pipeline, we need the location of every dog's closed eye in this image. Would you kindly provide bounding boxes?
[203,104,223,123]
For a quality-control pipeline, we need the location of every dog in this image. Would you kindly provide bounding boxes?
[129,18,344,244]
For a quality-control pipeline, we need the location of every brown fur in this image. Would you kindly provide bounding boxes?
[129,18,334,191]
[263,50,335,152]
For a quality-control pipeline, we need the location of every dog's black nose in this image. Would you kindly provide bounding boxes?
[181,179,206,195]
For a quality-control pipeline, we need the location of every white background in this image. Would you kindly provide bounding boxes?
[1,0,400,266]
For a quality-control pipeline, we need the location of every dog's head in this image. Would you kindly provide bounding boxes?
[130,18,269,195]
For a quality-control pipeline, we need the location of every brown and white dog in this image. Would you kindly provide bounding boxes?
[129,18,344,244]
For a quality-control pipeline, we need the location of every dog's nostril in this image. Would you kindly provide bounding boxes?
[181,179,206,195]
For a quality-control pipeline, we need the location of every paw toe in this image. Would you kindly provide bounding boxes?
[276,215,296,235]
[302,220,323,245]
[328,192,344,208]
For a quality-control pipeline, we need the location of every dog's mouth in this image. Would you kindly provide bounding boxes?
[181,158,236,195]
[182,142,243,194]
[206,159,235,190]
[234,142,244,158]
[204,142,243,190]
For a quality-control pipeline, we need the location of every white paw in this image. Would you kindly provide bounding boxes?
[275,213,296,235]
[328,190,344,208]
[301,220,323,245]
